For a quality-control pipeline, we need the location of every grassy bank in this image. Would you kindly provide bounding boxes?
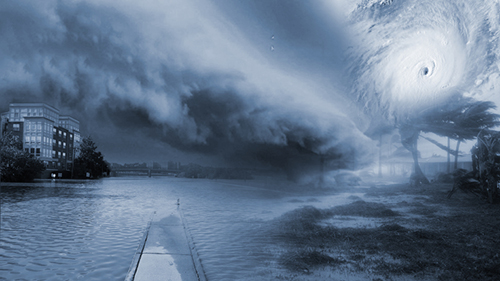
[268,183,500,280]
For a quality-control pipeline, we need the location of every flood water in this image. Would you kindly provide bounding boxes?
[0,177,360,281]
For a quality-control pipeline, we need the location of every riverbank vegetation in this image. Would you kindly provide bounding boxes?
[269,183,500,280]
[0,132,45,182]
[73,136,110,179]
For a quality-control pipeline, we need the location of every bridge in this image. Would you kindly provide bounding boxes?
[110,168,181,177]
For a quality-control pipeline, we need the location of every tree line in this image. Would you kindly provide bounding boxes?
[0,134,109,182]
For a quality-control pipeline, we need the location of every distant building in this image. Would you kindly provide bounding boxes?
[168,161,180,170]
[1,103,81,173]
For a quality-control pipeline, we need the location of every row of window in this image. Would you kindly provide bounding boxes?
[51,150,67,158]
[14,121,55,135]
[24,135,70,147]
[9,122,74,138]
[25,122,42,132]
[52,139,68,149]
[52,128,73,139]
[25,135,43,144]
[25,148,41,157]
[10,107,59,122]
[24,148,71,159]
[18,124,74,140]
[44,161,62,168]
[44,161,72,169]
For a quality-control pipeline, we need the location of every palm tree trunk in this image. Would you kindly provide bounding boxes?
[454,140,461,170]
[400,128,429,186]
[447,137,450,173]
[411,136,429,185]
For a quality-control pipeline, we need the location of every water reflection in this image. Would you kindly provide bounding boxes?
[1,179,151,281]
[0,177,356,280]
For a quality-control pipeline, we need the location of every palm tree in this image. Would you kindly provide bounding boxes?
[397,96,500,185]
[450,100,500,169]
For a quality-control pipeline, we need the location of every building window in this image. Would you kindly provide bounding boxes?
[30,148,35,154]
[25,136,29,143]
[63,142,66,149]
[58,130,62,137]
[13,124,20,131]
[58,141,62,147]
[53,128,56,134]
[58,151,61,158]
[36,136,41,144]
[70,134,73,140]
[36,148,40,156]
[25,148,29,153]
[62,152,66,158]
[52,139,56,146]
[63,132,66,138]
[52,150,56,158]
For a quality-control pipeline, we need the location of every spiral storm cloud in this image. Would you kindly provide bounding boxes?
[348,0,500,117]
[1,0,500,177]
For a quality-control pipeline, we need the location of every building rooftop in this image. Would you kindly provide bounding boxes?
[9,103,60,113]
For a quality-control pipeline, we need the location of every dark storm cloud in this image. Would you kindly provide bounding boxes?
[0,0,378,171]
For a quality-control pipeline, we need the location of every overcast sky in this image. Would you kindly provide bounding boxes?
[2,0,500,169]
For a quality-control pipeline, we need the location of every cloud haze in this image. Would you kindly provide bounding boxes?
[3,0,500,175]
[0,0,377,171]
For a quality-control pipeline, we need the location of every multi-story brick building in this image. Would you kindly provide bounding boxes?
[1,103,80,174]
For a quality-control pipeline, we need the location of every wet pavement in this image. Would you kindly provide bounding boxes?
[126,205,204,281]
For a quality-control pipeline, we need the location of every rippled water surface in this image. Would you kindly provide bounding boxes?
[0,177,357,280]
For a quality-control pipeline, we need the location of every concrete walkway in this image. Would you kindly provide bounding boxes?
[125,203,206,281]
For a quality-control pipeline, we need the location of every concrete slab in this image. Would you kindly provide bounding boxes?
[133,254,198,281]
[128,206,205,281]
[143,224,191,255]
[151,209,182,225]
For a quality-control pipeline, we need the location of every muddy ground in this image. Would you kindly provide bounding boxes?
[269,182,500,281]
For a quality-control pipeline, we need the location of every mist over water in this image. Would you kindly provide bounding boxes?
[0,178,368,280]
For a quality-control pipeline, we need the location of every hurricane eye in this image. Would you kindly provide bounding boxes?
[422,67,429,75]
